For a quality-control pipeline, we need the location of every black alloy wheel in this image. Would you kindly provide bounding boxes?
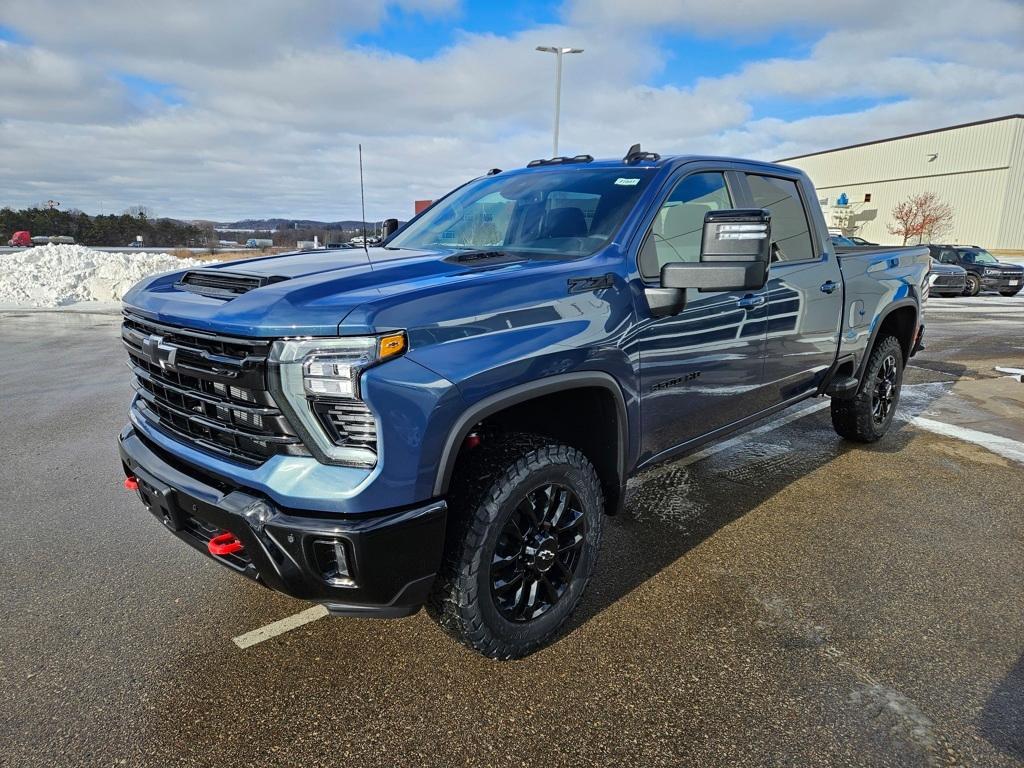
[963,274,981,296]
[427,434,604,658]
[830,334,904,443]
[490,483,585,622]
[872,353,899,425]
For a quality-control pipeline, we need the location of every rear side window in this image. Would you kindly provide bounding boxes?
[746,174,816,263]
[639,172,733,278]
[939,249,959,264]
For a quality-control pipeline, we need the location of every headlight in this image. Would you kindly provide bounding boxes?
[269,333,406,467]
[984,269,1000,276]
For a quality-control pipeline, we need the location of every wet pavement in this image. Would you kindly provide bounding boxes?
[1,294,1022,767]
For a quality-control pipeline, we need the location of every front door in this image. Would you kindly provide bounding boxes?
[632,169,771,464]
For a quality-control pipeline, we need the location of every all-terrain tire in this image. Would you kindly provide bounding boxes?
[963,274,981,296]
[831,334,904,443]
[426,433,604,659]
[999,289,1020,297]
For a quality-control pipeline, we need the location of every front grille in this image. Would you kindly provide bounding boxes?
[932,274,964,287]
[122,311,306,465]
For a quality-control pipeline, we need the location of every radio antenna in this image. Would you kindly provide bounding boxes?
[358,143,369,257]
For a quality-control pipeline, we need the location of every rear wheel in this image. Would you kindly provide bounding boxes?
[831,335,904,443]
[427,434,604,659]
[963,274,981,296]
[999,289,1020,297]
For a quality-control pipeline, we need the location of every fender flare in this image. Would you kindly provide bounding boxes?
[432,371,629,500]
[857,299,919,381]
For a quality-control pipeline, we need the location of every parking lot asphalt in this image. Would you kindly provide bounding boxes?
[1,295,1022,768]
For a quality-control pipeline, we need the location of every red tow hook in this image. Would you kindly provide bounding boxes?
[124,476,139,491]
[208,532,244,557]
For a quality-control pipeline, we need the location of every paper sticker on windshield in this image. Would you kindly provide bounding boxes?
[615,177,640,186]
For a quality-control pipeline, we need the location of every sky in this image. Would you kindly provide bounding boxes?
[0,0,1022,222]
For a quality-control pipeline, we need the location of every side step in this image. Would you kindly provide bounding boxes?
[824,376,859,398]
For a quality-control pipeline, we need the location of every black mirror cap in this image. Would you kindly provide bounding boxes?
[381,218,399,239]
[661,261,768,293]
[700,208,771,263]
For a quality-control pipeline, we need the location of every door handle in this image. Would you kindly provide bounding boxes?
[737,294,766,308]
[820,280,839,294]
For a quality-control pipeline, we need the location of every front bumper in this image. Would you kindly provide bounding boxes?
[119,426,446,618]
[981,273,1022,290]
[928,274,966,294]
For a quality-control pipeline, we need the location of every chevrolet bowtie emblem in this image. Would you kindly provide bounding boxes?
[141,333,178,372]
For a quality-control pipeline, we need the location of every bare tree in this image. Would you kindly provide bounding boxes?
[123,205,154,219]
[887,192,954,245]
[918,193,954,242]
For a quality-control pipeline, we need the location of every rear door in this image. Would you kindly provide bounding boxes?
[743,171,843,402]
[632,164,772,463]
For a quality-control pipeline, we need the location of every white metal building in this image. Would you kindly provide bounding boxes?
[778,114,1024,254]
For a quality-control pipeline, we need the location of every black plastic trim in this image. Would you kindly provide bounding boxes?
[856,299,920,380]
[433,371,629,505]
[120,428,446,613]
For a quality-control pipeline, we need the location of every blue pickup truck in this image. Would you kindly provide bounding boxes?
[119,148,929,658]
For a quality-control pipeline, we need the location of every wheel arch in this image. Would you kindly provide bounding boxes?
[433,372,629,514]
[858,300,919,380]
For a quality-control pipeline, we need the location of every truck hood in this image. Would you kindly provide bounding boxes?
[122,246,544,337]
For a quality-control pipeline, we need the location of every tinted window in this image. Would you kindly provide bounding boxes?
[965,249,998,264]
[639,172,733,278]
[388,168,655,256]
[939,249,959,264]
[746,174,816,263]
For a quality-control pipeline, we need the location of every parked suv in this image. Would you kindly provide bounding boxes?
[119,150,929,658]
[926,259,967,298]
[928,245,1022,297]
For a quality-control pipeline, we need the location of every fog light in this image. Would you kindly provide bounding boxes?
[312,538,355,587]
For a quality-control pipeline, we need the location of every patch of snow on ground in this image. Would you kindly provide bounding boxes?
[0,244,215,307]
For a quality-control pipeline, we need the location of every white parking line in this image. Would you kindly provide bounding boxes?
[232,605,329,649]
[910,417,1024,464]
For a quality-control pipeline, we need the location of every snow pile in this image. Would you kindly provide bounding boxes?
[0,244,216,307]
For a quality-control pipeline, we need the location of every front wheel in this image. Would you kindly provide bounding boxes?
[830,335,904,443]
[427,434,604,659]
[999,289,1020,297]
[963,274,981,296]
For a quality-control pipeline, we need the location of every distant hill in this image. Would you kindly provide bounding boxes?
[212,218,385,231]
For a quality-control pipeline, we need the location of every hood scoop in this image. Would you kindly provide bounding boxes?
[443,250,527,268]
[177,269,289,299]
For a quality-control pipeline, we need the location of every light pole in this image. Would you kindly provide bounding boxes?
[536,46,583,157]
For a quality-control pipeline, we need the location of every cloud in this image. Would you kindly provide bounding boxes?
[0,0,1020,220]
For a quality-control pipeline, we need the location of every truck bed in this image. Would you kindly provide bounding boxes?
[835,244,931,374]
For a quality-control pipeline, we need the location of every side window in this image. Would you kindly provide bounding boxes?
[746,174,816,263]
[639,172,732,279]
[960,252,975,264]
[940,249,959,264]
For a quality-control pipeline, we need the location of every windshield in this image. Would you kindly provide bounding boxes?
[388,168,656,256]
[962,249,998,264]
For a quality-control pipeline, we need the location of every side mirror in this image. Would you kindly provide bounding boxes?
[661,209,771,292]
[381,218,399,239]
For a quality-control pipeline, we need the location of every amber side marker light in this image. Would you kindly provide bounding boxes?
[378,332,406,360]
